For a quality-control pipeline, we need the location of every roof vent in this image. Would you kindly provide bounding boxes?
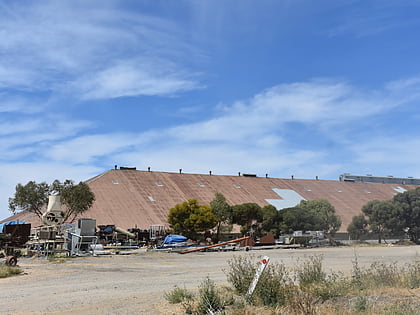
[120,166,136,170]
[243,173,257,177]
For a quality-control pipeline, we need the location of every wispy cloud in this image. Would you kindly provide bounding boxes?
[326,2,420,38]
[74,59,200,100]
[1,76,420,218]
[26,77,418,176]
[0,94,45,114]
[0,1,201,99]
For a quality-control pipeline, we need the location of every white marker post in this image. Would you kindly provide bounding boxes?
[246,256,270,300]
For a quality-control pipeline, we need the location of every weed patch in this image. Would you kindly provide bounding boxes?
[164,285,194,304]
[166,255,420,314]
[0,263,23,278]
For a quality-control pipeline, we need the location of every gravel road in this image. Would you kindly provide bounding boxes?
[1,245,419,314]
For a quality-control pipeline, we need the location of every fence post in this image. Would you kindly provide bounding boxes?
[246,256,270,300]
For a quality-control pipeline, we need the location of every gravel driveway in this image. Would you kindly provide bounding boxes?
[1,245,419,314]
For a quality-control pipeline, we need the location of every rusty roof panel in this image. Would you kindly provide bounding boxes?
[2,170,418,232]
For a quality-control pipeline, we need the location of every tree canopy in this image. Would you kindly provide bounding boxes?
[8,181,50,218]
[299,199,342,237]
[361,200,404,243]
[280,206,317,234]
[392,187,420,243]
[347,214,368,241]
[261,204,282,237]
[9,179,95,223]
[277,200,341,237]
[231,203,263,235]
[210,192,232,241]
[55,180,96,222]
[168,199,218,240]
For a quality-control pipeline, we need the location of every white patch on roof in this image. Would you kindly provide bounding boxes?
[266,189,306,210]
[393,186,407,193]
[147,196,155,201]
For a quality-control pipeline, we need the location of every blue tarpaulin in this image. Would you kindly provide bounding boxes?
[163,234,187,244]
[0,220,28,233]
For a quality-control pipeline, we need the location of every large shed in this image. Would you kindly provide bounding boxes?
[2,169,417,232]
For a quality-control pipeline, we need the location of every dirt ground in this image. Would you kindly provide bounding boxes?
[1,245,419,314]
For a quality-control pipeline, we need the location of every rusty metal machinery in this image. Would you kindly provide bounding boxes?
[26,195,69,256]
[42,195,65,226]
[0,222,31,266]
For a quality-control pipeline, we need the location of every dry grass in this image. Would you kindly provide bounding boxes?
[0,263,23,278]
[166,254,420,314]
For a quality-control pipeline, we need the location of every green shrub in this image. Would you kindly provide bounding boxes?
[286,290,319,315]
[352,260,419,290]
[350,252,420,291]
[305,272,351,301]
[296,255,326,287]
[351,254,363,288]
[226,256,256,295]
[0,264,23,278]
[198,277,223,314]
[164,285,194,304]
[404,259,420,288]
[353,295,368,312]
[223,254,420,313]
[254,263,290,308]
[366,262,401,288]
[227,256,295,308]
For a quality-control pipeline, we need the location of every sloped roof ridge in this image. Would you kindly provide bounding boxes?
[84,170,112,184]
[110,169,349,183]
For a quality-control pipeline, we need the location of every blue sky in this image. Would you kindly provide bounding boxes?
[1,0,420,219]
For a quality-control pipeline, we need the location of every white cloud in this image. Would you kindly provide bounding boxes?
[2,77,420,219]
[46,133,141,164]
[0,114,94,161]
[0,94,45,114]
[353,137,420,166]
[75,59,200,100]
[31,78,420,169]
[0,1,201,98]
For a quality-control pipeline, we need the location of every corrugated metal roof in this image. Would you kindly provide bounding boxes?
[3,169,417,232]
